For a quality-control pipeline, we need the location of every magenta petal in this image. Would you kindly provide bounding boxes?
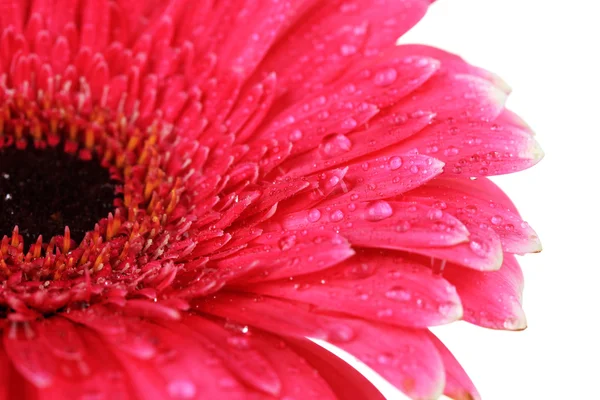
[391,118,543,177]
[284,111,435,177]
[427,332,481,400]
[320,154,444,206]
[246,332,338,399]
[178,315,282,396]
[333,321,445,400]
[282,201,469,249]
[392,44,511,92]
[404,219,505,271]
[406,176,542,255]
[108,319,248,399]
[197,293,445,399]
[244,249,463,328]
[221,230,354,283]
[252,0,434,101]
[286,338,386,400]
[444,254,527,330]
[3,322,56,388]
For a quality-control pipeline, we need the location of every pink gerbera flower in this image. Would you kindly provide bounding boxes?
[0,0,543,399]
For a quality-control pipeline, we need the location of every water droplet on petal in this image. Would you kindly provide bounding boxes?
[385,286,412,301]
[469,240,488,257]
[373,68,398,86]
[319,134,352,158]
[289,129,303,142]
[427,208,443,220]
[330,210,344,222]
[444,146,460,156]
[168,380,197,399]
[329,324,356,342]
[278,235,297,251]
[490,215,503,225]
[389,156,403,170]
[365,201,393,221]
[308,209,321,222]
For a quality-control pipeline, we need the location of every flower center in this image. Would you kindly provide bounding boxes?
[0,141,117,246]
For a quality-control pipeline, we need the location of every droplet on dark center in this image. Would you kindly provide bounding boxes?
[0,142,118,247]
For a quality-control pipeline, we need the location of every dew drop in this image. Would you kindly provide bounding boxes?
[469,240,488,257]
[340,44,357,56]
[490,215,503,225]
[365,200,393,221]
[329,324,356,343]
[385,286,412,301]
[330,209,344,222]
[308,209,321,222]
[389,156,403,170]
[427,208,443,220]
[444,146,460,156]
[373,68,398,86]
[289,129,303,142]
[278,235,297,251]
[319,134,352,158]
[167,380,197,399]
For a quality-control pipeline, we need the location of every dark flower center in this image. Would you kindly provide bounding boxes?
[0,142,117,246]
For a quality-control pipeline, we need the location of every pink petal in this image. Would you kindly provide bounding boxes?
[196,293,446,398]
[221,229,354,283]
[334,321,445,400]
[243,249,463,328]
[427,332,481,400]
[245,331,338,399]
[406,176,542,254]
[391,44,511,92]
[287,338,386,400]
[253,0,434,102]
[390,118,543,176]
[194,292,332,339]
[443,254,527,330]
[107,319,249,399]
[283,111,435,177]
[179,315,282,396]
[387,73,507,124]
[262,53,438,151]
[3,322,56,388]
[406,224,504,271]
[282,201,469,249]
[318,154,444,206]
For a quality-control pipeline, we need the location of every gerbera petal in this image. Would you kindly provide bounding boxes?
[284,111,436,177]
[319,154,445,206]
[3,322,56,388]
[179,315,283,396]
[109,319,248,399]
[197,293,445,398]
[427,332,481,400]
[252,0,434,101]
[407,223,504,271]
[392,44,511,92]
[443,254,527,330]
[282,201,469,249]
[287,338,386,400]
[256,53,438,156]
[246,332,339,399]
[405,176,542,254]
[390,117,544,176]
[335,321,445,400]
[243,249,463,327]
[220,230,354,283]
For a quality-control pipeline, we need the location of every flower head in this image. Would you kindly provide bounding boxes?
[0,0,542,399]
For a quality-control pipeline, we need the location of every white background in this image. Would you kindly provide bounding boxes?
[328,0,600,399]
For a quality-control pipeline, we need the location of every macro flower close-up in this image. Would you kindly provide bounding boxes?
[0,0,552,398]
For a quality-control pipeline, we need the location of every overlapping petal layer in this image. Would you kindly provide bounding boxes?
[0,0,542,399]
